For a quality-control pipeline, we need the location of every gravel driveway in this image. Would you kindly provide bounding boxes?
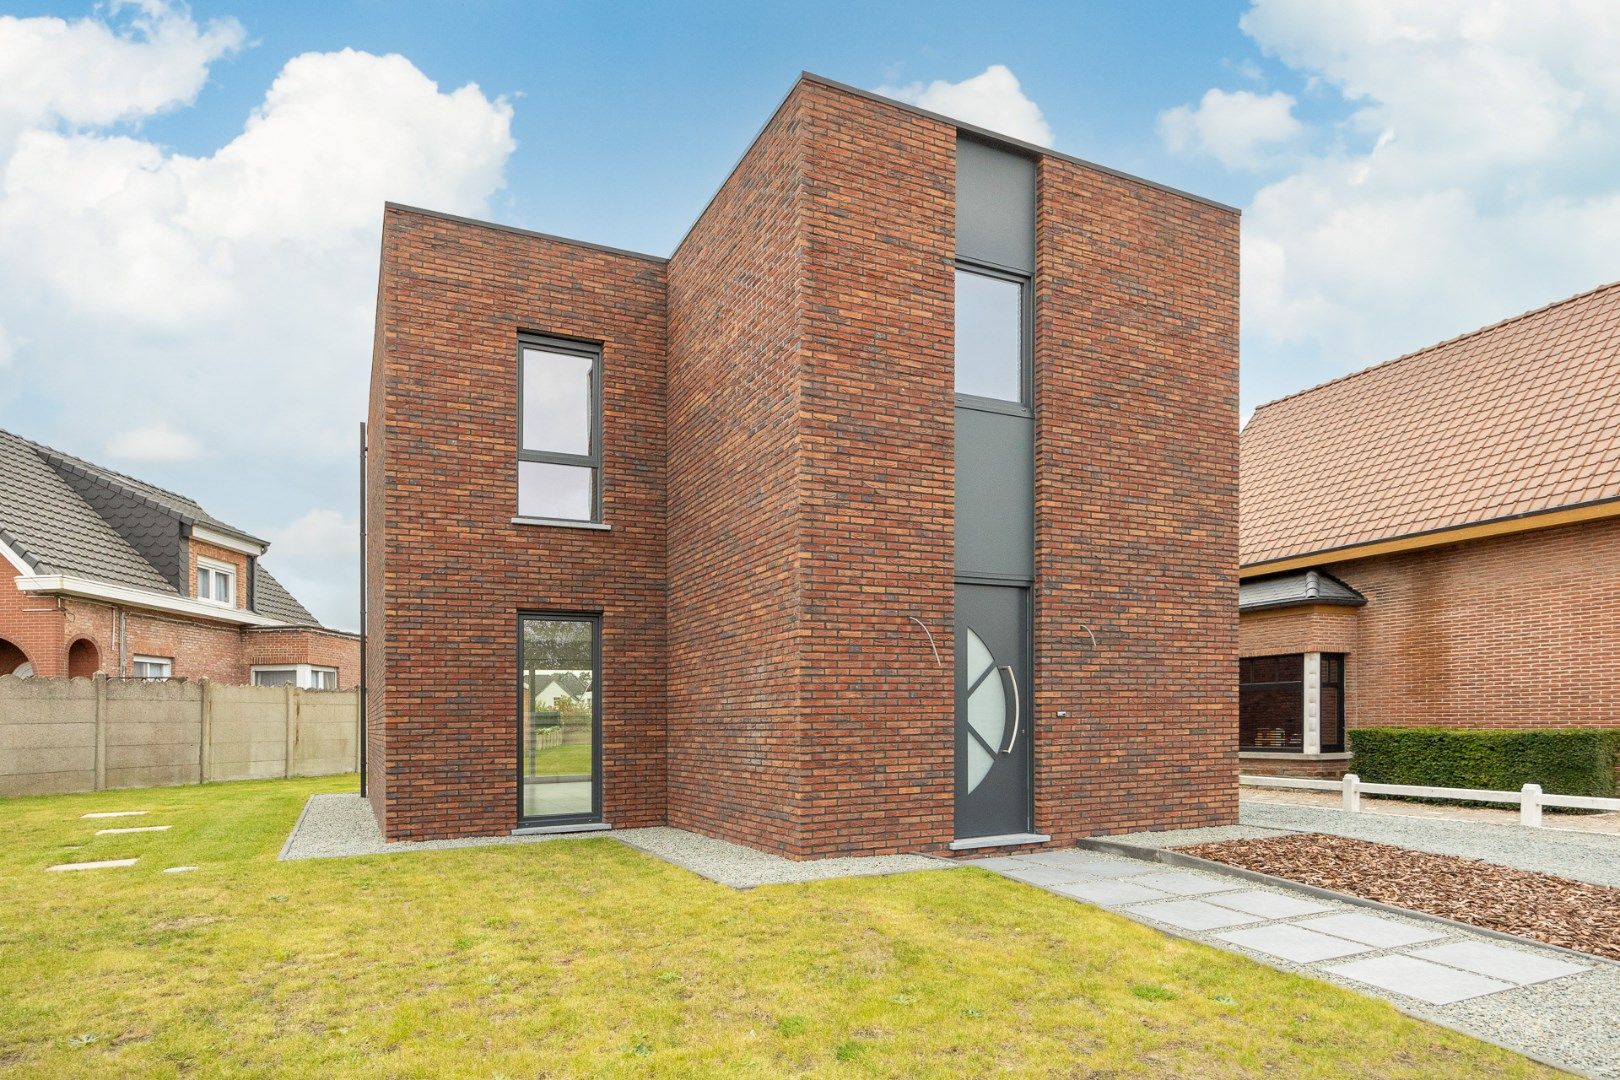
[1241,798,1620,888]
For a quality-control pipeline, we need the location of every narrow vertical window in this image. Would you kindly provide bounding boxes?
[519,614,600,824]
[955,265,1027,405]
[518,336,601,522]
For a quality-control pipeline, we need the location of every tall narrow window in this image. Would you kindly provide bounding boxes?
[518,336,601,522]
[519,614,600,824]
[955,265,1026,405]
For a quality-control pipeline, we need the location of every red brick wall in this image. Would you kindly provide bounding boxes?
[1324,517,1619,730]
[664,88,808,853]
[1031,153,1242,839]
[0,570,66,675]
[244,628,361,688]
[187,539,251,610]
[1240,605,1360,658]
[793,83,957,856]
[370,206,669,841]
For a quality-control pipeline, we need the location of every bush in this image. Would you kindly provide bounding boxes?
[1348,727,1620,798]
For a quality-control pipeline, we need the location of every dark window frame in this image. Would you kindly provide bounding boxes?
[954,259,1032,416]
[1319,653,1347,754]
[1239,652,1304,752]
[516,333,603,523]
[516,611,603,828]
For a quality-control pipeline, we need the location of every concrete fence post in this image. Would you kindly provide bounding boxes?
[199,679,213,784]
[1520,783,1543,828]
[1342,772,1360,813]
[283,684,296,779]
[93,672,108,792]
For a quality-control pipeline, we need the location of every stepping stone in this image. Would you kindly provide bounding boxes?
[965,856,1033,871]
[998,863,1089,887]
[1025,851,1154,878]
[1216,924,1374,963]
[46,859,138,872]
[1205,889,1333,919]
[1294,912,1442,949]
[1126,899,1266,931]
[162,866,197,874]
[1130,870,1243,897]
[82,811,148,819]
[94,825,171,836]
[1409,941,1588,986]
[1325,955,1513,1004]
[1050,878,1170,906]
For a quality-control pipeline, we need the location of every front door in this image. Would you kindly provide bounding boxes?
[955,583,1031,839]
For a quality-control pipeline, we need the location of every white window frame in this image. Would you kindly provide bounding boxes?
[132,655,173,680]
[252,663,339,690]
[196,556,237,608]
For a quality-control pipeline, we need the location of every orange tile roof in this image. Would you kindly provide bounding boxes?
[1241,280,1620,567]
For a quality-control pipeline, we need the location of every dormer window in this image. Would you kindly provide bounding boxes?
[196,557,236,607]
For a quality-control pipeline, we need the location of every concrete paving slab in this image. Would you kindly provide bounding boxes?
[998,863,1089,887]
[1204,889,1333,919]
[1293,912,1444,949]
[46,858,137,871]
[1129,870,1243,896]
[1326,955,1514,1005]
[1215,924,1374,963]
[1049,878,1170,906]
[1126,899,1266,931]
[81,811,148,819]
[94,825,171,836]
[1411,941,1589,986]
[962,856,1033,871]
[1021,850,1154,877]
[162,866,197,874]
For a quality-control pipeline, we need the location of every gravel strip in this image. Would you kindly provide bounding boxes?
[281,796,949,888]
[613,826,949,888]
[1185,833,1620,961]
[1107,823,1294,849]
[1242,798,1620,888]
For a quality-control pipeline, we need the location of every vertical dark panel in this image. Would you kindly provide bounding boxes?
[956,138,1037,272]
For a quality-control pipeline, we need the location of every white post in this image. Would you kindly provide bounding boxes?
[1520,784,1543,828]
[1302,653,1322,755]
[1342,772,1360,813]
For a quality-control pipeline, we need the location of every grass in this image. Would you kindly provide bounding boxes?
[0,777,1560,1078]
[527,742,592,777]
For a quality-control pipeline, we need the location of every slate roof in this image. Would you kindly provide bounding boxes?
[0,427,325,627]
[1241,281,1620,567]
[1238,570,1365,613]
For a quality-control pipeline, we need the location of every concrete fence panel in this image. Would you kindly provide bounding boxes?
[0,674,359,797]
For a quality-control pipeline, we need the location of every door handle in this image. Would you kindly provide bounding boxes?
[998,665,1020,754]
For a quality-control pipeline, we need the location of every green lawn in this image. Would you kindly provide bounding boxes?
[0,777,1557,1078]
[528,741,592,777]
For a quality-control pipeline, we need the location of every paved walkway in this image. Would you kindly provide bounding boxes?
[1240,798,1620,888]
[969,847,1620,1079]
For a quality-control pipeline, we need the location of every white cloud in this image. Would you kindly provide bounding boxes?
[0,5,516,628]
[268,509,357,562]
[876,64,1053,146]
[0,1,243,144]
[1158,88,1302,169]
[1189,0,1620,407]
[105,422,203,462]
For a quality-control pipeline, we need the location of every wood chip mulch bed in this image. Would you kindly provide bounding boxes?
[1179,833,1620,962]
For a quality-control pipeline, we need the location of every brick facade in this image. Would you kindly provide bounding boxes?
[1240,517,1620,734]
[367,75,1239,853]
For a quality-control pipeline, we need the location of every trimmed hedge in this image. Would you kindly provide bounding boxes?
[1348,727,1620,798]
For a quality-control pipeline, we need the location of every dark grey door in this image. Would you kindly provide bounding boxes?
[955,583,1031,839]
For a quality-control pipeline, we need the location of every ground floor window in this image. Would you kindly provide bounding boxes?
[1239,652,1347,753]
[251,664,339,689]
[132,655,172,680]
[519,613,599,825]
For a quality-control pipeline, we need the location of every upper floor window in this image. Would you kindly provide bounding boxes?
[518,336,601,522]
[196,558,236,607]
[132,655,172,680]
[955,264,1027,406]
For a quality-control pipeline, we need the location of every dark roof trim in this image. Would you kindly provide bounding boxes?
[0,524,43,571]
[1239,569,1366,613]
[1241,493,1620,571]
[383,203,668,265]
[798,72,1240,215]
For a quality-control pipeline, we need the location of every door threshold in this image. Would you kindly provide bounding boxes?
[511,821,612,836]
[948,832,1051,851]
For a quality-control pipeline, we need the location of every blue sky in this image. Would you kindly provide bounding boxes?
[2,1,1618,629]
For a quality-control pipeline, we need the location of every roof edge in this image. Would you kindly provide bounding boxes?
[1251,278,1620,418]
[383,203,668,264]
[1240,494,1620,576]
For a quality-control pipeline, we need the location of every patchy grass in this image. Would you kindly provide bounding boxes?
[0,777,1558,1078]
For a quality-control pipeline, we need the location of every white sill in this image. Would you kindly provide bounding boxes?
[948,832,1051,851]
[1239,751,1353,761]
[511,821,612,836]
[511,517,611,531]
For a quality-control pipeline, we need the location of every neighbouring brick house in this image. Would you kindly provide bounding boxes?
[365,74,1239,855]
[1239,282,1620,776]
[0,428,357,687]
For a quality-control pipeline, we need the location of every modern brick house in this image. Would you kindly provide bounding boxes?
[364,74,1239,855]
[0,428,357,687]
[1239,282,1620,776]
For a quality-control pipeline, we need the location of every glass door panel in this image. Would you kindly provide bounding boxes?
[519,615,599,823]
